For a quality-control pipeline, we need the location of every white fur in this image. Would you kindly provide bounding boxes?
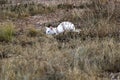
[46,21,80,35]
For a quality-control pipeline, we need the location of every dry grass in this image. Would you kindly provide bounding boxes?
[0,32,119,80]
[0,0,120,80]
[0,3,56,19]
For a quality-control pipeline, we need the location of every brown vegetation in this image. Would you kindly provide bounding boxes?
[0,0,120,80]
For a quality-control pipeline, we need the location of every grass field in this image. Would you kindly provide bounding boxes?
[0,0,120,80]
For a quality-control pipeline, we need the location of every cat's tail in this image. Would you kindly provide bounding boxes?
[74,29,81,33]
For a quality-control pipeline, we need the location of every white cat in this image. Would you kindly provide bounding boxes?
[45,21,80,35]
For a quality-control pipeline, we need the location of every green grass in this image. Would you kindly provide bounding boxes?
[0,22,15,42]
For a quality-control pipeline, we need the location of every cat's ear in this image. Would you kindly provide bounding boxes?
[50,26,53,30]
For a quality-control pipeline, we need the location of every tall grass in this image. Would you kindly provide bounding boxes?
[0,35,119,80]
[0,22,15,42]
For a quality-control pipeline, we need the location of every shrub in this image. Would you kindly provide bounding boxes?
[27,28,38,37]
[0,22,15,42]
